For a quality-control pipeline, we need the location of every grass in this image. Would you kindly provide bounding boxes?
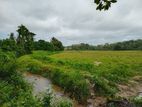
[17,50,142,102]
[0,50,73,107]
[0,51,42,107]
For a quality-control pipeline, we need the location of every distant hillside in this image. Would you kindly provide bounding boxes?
[66,39,142,50]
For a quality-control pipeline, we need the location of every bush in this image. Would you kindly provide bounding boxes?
[0,51,42,107]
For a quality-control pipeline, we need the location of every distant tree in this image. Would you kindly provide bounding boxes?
[34,40,54,51]
[9,33,17,51]
[9,33,15,40]
[67,43,95,50]
[94,0,117,11]
[113,43,122,50]
[16,25,35,56]
[50,37,64,51]
[66,39,142,51]
[1,39,13,51]
[0,33,17,51]
[0,39,2,49]
[1,39,11,51]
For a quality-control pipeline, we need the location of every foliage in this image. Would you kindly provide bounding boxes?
[0,51,42,107]
[48,51,142,96]
[93,75,117,96]
[0,25,35,57]
[133,95,142,107]
[34,40,54,51]
[66,43,95,50]
[42,88,73,107]
[16,24,35,56]
[0,25,64,58]
[17,50,142,104]
[0,51,72,107]
[51,37,64,51]
[66,39,142,50]
[17,54,90,103]
[94,0,117,11]
[0,38,17,52]
[51,97,73,107]
[42,88,53,107]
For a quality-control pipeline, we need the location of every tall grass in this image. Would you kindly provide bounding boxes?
[0,51,42,107]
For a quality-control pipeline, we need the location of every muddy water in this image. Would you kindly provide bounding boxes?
[23,72,87,107]
[24,73,142,107]
[24,72,64,97]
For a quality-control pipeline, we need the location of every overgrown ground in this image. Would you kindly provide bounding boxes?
[17,51,142,104]
[0,51,72,107]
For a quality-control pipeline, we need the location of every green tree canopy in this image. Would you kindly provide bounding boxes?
[34,40,54,51]
[51,37,64,51]
[16,25,35,55]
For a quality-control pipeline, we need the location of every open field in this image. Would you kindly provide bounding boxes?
[17,51,142,105]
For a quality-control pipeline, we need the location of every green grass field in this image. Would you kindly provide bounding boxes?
[17,51,142,103]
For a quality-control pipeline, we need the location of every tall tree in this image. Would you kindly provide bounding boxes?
[50,37,64,51]
[9,33,17,51]
[16,25,35,55]
[9,33,15,41]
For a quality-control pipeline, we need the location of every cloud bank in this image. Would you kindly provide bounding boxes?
[0,0,142,45]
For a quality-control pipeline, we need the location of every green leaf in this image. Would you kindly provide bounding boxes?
[111,0,117,3]
[94,0,101,5]
[96,2,103,11]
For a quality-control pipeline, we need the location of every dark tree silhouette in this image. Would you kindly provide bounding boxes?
[16,25,35,55]
[34,40,54,51]
[94,0,117,11]
[51,37,64,51]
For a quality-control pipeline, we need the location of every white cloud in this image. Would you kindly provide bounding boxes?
[0,0,142,45]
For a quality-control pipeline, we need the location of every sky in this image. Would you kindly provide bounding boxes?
[0,0,142,46]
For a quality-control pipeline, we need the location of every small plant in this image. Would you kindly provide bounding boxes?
[42,88,73,107]
[51,97,73,107]
[42,88,53,107]
[133,94,142,107]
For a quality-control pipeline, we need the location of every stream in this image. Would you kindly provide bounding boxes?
[24,72,64,97]
[24,72,142,107]
[23,72,90,107]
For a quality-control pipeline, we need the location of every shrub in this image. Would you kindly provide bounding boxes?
[0,51,42,107]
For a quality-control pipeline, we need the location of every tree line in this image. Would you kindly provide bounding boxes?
[0,25,64,57]
[66,39,142,50]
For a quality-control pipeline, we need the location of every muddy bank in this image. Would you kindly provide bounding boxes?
[23,72,142,107]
